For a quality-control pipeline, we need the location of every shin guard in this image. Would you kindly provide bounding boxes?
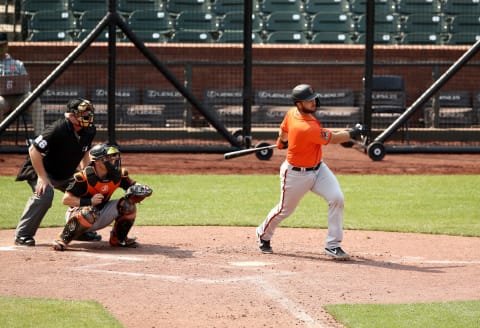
[59,207,96,245]
[110,197,137,247]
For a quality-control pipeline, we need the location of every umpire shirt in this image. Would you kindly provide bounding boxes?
[18,118,96,181]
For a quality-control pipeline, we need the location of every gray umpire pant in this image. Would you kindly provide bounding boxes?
[15,176,70,239]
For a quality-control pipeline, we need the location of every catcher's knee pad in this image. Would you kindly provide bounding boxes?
[60,207,97,244]
[110,216,136,246]
[117,197,137,217]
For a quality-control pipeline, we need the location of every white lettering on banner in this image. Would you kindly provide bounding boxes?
[146,89,182,98]
[257,91,290,99]
[95,89,133,97]
[206,90,242,99]
[44,89,81,97]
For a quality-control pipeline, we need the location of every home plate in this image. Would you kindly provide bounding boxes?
[229,261,273,267]
[0,246,17,251]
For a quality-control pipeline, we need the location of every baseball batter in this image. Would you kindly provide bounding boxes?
[256,84,364,260]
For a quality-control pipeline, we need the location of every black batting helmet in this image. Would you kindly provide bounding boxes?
[291,84,319,105]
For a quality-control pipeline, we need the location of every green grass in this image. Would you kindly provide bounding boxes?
[1,174,479,327]
[2,175,479,236]
[0,296,122,328]
[326,300,480,328]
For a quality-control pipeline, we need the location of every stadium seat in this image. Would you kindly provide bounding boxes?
[310,32,354,44]
[446,32,480,45]
[449,15,480,34]
[264,11,309,32]
[75,29,118,42]
[264,31,308,44]
[350,0,396,15]
[118,0,163,14]
[424,91,474,128]
[401,13,448,34]
[304,0,350,15]
[396,0,442,15]
[216,31,263,43]
[77,9,108,30]
[128,30,168,43]
[128,10,173,34]
[75,9,123,42]
[174,11,219,32]
[443,0,480,16]
[70,0,108,15]
[355,13,401,34]
[260,0,304,15]
[165,0,211,15]
[310,13,355,33]
[354,32,398,45]
[400,32,444,45]
[211,0,260,15]
[220,11,263,32]
[169,30,214,43]
[28,10,76,35]
[21,0,69,15]
[27,30,74,42]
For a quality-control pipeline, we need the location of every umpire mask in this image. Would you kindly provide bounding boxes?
[68,98,95,128]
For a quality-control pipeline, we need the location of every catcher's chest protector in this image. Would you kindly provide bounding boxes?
[83,167,121,202]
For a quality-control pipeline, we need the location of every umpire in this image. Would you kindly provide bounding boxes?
[14,98,98,246]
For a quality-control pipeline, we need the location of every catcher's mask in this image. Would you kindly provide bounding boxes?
[291,84,320,107]
[89,144,121,175]
[67,98,95,128]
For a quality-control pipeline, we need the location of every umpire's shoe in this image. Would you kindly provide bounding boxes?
[15,236,35,246]
[75,231,102,242]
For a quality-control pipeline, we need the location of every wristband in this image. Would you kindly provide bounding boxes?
[80,197,91,207]
[276,138,288,149]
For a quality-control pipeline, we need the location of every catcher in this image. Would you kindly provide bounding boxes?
[52,143,152,251]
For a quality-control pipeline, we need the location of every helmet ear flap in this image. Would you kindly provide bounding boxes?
[315,97,320,107]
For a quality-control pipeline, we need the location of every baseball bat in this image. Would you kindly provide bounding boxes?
[224,144,277,160]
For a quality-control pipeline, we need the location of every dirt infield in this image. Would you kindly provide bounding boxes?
[0,145,479,328]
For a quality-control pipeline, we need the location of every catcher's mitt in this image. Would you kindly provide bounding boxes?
[125,184,153,203]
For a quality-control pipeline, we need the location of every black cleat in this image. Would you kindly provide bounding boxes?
[75,231,102,241]
[15,236,35,246]
[52,239,66,251]
[256,232,273,254]
[325,247,350,260]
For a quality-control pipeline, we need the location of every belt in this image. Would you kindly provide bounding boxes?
[291,162,321,172]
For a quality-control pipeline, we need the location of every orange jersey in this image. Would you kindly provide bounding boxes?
[67,166,135,209]
[281,108,332,167]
